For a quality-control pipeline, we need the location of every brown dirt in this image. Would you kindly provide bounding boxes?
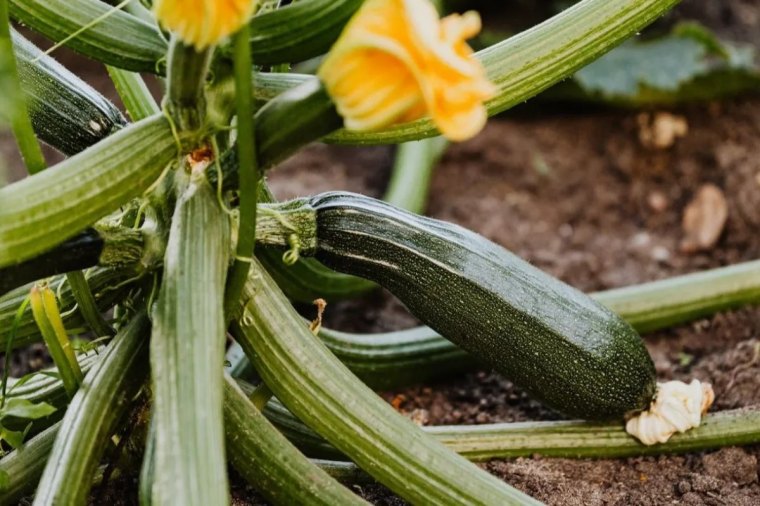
[4,2,760,505]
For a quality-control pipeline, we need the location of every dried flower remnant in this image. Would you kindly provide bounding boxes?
[626,380,714,445]
[318,0,495,141]
[153,0,257,50]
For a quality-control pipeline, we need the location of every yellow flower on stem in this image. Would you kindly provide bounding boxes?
[153,0,257,50]
[318,0,495,141]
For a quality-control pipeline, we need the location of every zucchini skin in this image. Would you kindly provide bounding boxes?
[310,192,657,420]
[13,30,127,156]
[0,229,103,296]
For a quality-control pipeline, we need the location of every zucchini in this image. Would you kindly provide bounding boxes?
[13,30,127,156]
[263,192,657,420]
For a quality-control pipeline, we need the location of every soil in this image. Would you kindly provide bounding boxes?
[3,1,760,505]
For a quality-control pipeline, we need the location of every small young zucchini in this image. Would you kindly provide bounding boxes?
[13,30,127,156]
[271,192,657,420]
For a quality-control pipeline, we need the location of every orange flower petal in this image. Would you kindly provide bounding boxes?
[154,0,256,50]
[318,0,494,141]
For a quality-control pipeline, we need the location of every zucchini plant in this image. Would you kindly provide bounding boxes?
[4,0,755,504]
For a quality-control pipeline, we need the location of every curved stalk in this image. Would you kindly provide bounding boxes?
[264,400,760,461]
[231,260,540,505]
[224,376,368,505]
[0,114,177,267]
[32,311,150,505]
[245,0,362,65]
[150,170,230,506]
[9,0,167,73]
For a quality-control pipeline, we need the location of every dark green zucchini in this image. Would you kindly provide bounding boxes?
[284,192,657,420]
[13,30,127,156]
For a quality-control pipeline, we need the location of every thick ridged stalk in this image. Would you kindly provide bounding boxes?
[263,402,760,461]
[245,0,362,65]
[224,376,368,505]
[231,260,540,505]
[150,170,230,506]
[32,311,150,505]
[8,0,166,72]
[0,115,177,267]
[592,260,760,333]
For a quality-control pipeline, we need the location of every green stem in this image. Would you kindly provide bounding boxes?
[1,2,46,174]
[32,311,150,506]
[231,259,540,505]
[165,38,212,134]
[262,399,760,461]
[65,271,114,337]
[107,66,160,122]
[150,169,230,506]
[224,376,368,505]
[383,137,448,214]
[225,25,261,318]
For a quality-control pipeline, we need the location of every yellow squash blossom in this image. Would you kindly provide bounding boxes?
[318,0,495,141]
[153,0,257,50]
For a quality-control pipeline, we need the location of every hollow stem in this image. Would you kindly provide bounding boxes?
[150,168,230,506]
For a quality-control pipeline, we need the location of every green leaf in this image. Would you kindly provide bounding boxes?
[0,398,56,421]
[0,426,25,449]
[566,22,760,106]
[576,37,708,95]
